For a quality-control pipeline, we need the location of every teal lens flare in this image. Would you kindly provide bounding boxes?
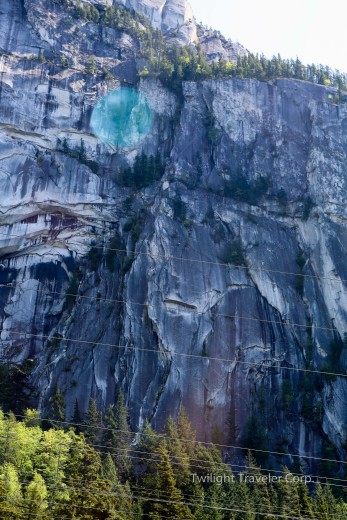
[90,87,154,148]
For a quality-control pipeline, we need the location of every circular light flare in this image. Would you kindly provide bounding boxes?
[90,87,154,148]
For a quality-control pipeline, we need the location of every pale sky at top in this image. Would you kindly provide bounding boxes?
[189,0,347,72]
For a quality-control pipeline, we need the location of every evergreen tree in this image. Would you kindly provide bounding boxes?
[313,483,340,520]
[176,407,196,455]
[242,415,269,465]
[185,477,206,520]
[113,390,132,476]
[0,363,32,414]
[103,453,119,487]
[149,442,193,519]
[118,152,164,188]
[0,463,23,519]
[79,138,87,161]
[104,391,132,479]
[23,408,41,428]
[225,476,255,520]
[203,481,225,520]
[62,137,69,153]
[0,410,42,480]
[132,154,142,187]
[0,406,345,520]
[72,399,82,434]
[49,388,65,425]
[85,55,97,75]
[136,420,162,508]
[245,452,273,520]
[61,433,123,520]
[137,419,161,468]
[84,398,101,445]
[24,472,49,520]
[103,454,135,518]
[190,438,232,520]
[34,428,72,508]
[165,416,191,489]
[0,412,18,467]
[275,467,301,517]
[139,151,150,186]
[154,150,163,179]
[297,480,314,518]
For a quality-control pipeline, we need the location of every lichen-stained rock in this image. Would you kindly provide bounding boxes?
[1,0,347,473]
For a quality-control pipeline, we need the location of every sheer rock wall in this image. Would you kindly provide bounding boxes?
[1,0,347,471]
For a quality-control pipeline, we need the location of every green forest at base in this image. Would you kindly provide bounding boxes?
[0,398,346,520]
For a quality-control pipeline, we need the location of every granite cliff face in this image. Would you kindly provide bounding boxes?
[79,0,197,44]
[117,0,197,44]
[1,0,347,472]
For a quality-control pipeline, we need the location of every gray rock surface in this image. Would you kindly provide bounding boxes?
[117,0,197,44]
[197,25,247,63]
[0,0,347,473]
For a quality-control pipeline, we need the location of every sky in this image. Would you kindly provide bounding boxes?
[189,0,347,72]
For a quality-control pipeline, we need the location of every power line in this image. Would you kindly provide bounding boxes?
[1,432,347,491]
[0,480,320,520]
[2,426,347,487]
[0,493,180,520]
[0,495,162,520]
[0,282,342,334]
[6,413,347,468]
[1,417,344,517]
[0,505,68,520]
[3,328,347,381]
[0,14,346,518]
[0,230,345,285]
[5,414,326,520]
[1,204,346,491]
[1,472,339,520]
[7,428,344,518]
